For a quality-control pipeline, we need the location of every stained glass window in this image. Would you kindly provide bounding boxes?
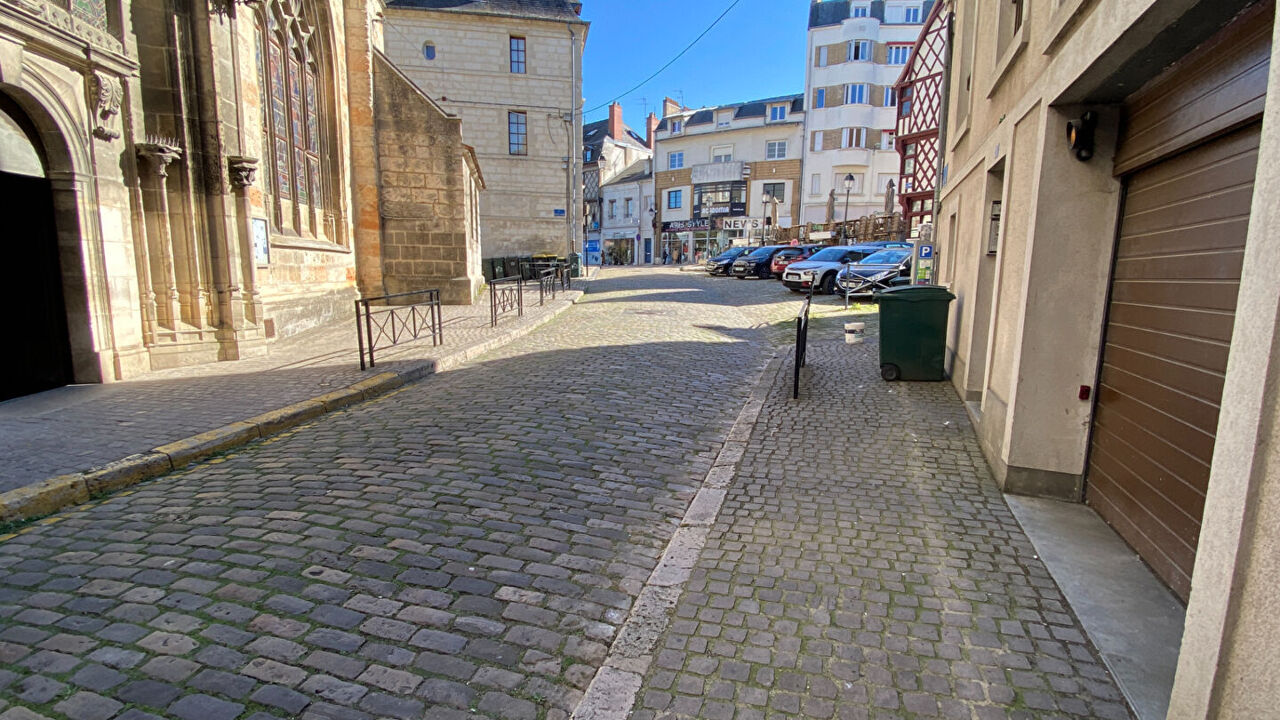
[256,0,329,238]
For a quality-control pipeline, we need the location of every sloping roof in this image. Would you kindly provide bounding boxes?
[584,118,648,159]
[656,93,805,130]
[601,159,653,187]
[387,0,585,22]
[809,0,851,28]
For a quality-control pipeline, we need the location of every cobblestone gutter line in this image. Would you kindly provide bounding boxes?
[0,292,583,526]
[571,351,785,720]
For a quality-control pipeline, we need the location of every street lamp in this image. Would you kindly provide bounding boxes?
[761,192,771,246]
[842,173,855,241]
[648,208,656,263]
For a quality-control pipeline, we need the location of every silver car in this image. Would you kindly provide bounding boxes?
[782,246,872,294]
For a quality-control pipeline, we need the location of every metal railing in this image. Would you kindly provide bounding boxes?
[536,268,558,305]
[490,276,524,327]
[793,290,812,400]
[520,259,571,291]
[356,289,443,370]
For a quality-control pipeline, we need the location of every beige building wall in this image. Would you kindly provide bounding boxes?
[939,0,1280,713]
[382,8,586,258]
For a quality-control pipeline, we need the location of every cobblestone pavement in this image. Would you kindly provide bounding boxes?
[0,284,578,490]
[627,339,1130,720]
[0,268,782,720]
[0,268,1128,720]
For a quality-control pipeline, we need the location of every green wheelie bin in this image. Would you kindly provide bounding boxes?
[874,285,956,381]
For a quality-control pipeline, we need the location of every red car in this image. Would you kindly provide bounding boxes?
[770,245,825,278]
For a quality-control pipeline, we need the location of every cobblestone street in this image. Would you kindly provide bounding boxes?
[0,268,1127,720]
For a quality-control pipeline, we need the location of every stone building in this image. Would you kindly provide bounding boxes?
[599,158,654,265]
[931,0,1280,714]
[653,94,806,263]
[582,101,655,266]
[800,0,927,226]
[382,0,587,259]
[0,0,483,401]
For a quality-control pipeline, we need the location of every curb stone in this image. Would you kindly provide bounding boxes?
[570,351,783,720]
[0,291,584,526]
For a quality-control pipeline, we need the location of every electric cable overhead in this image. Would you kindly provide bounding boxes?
[582,0,745,116]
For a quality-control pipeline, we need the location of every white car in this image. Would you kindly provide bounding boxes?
[782,246,879,294]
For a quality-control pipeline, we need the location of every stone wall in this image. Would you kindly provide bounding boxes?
[382,9,583,259]
[373,52,483,305]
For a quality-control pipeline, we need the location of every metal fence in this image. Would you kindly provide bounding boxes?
[793,291,812,400]
[490,276,524,327]
[356,289,443,370]
[536,268,558,305]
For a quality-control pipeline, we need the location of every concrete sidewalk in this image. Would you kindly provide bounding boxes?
[0,283,584,521]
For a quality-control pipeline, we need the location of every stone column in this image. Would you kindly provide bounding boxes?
[136,142,183,331]
[228,155,264,327]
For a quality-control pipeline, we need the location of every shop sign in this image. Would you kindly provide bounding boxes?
[661,219,710,233]
[717,217,765,231]
[696,201,747,219]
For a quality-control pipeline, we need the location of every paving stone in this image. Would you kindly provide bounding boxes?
[115,680,182,708]
[356,664,421,695]
[168,693,244,720]
[13,675,65,704]
[189,669,257,700]
[250,683,312,713]
[300,674,368,705]
[52,691,122,720]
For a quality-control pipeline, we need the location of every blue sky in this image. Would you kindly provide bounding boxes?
[580,0,811,127]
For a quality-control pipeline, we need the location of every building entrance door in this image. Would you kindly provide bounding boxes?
[0,169,72,401]
[644,238,652,264]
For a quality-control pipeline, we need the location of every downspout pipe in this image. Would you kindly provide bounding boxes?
[566,23,579,262]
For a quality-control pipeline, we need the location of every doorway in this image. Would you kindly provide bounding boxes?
[0,95,74,401]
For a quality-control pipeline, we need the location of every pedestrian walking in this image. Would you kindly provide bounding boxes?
[662,248,670,265]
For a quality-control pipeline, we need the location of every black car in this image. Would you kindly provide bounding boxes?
[836,248,914,295]
[731,245,789,279]
[705,246,750,276]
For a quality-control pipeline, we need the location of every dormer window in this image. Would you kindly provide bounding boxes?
[852,4,869,18]
[904,6,922,23]
[671,119,683,134]
[769,105,787,122]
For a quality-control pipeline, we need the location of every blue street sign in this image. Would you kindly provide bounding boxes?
[919,244,935,259]
[585,239,601,252]
[554,208,566,217]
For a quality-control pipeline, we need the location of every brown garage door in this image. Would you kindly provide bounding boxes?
[1087,123,1259,601]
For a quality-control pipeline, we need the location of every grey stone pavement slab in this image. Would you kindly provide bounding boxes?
[1005,496,1183,720]
[0,283,580,491]
[0,268,1131,720]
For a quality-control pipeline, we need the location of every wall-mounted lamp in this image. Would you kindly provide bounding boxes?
[1066,111,1098,162]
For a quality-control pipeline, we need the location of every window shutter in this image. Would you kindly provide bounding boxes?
[826,85,845,107]
[830,42,848,64]
[824,129,842,150]
[812,131,822,152]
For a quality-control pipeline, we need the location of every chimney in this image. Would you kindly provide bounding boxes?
[645,112,659,149]
[570,2,582,15]
[662,97,683,118]
[607,102,624,140]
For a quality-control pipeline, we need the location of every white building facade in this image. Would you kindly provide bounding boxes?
[800,0,929,225]
[653,95,805,263]
[599,161,656,265]
[383,0,587,259]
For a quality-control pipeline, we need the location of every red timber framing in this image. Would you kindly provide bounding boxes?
[894,1,949,233]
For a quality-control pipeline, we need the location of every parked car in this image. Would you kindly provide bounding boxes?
[769,244,824,278]
[705,246,750,276]
[836,248,915,295]
[732,245,790,279]
[863,240,915,249]
[782,245,890,293]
